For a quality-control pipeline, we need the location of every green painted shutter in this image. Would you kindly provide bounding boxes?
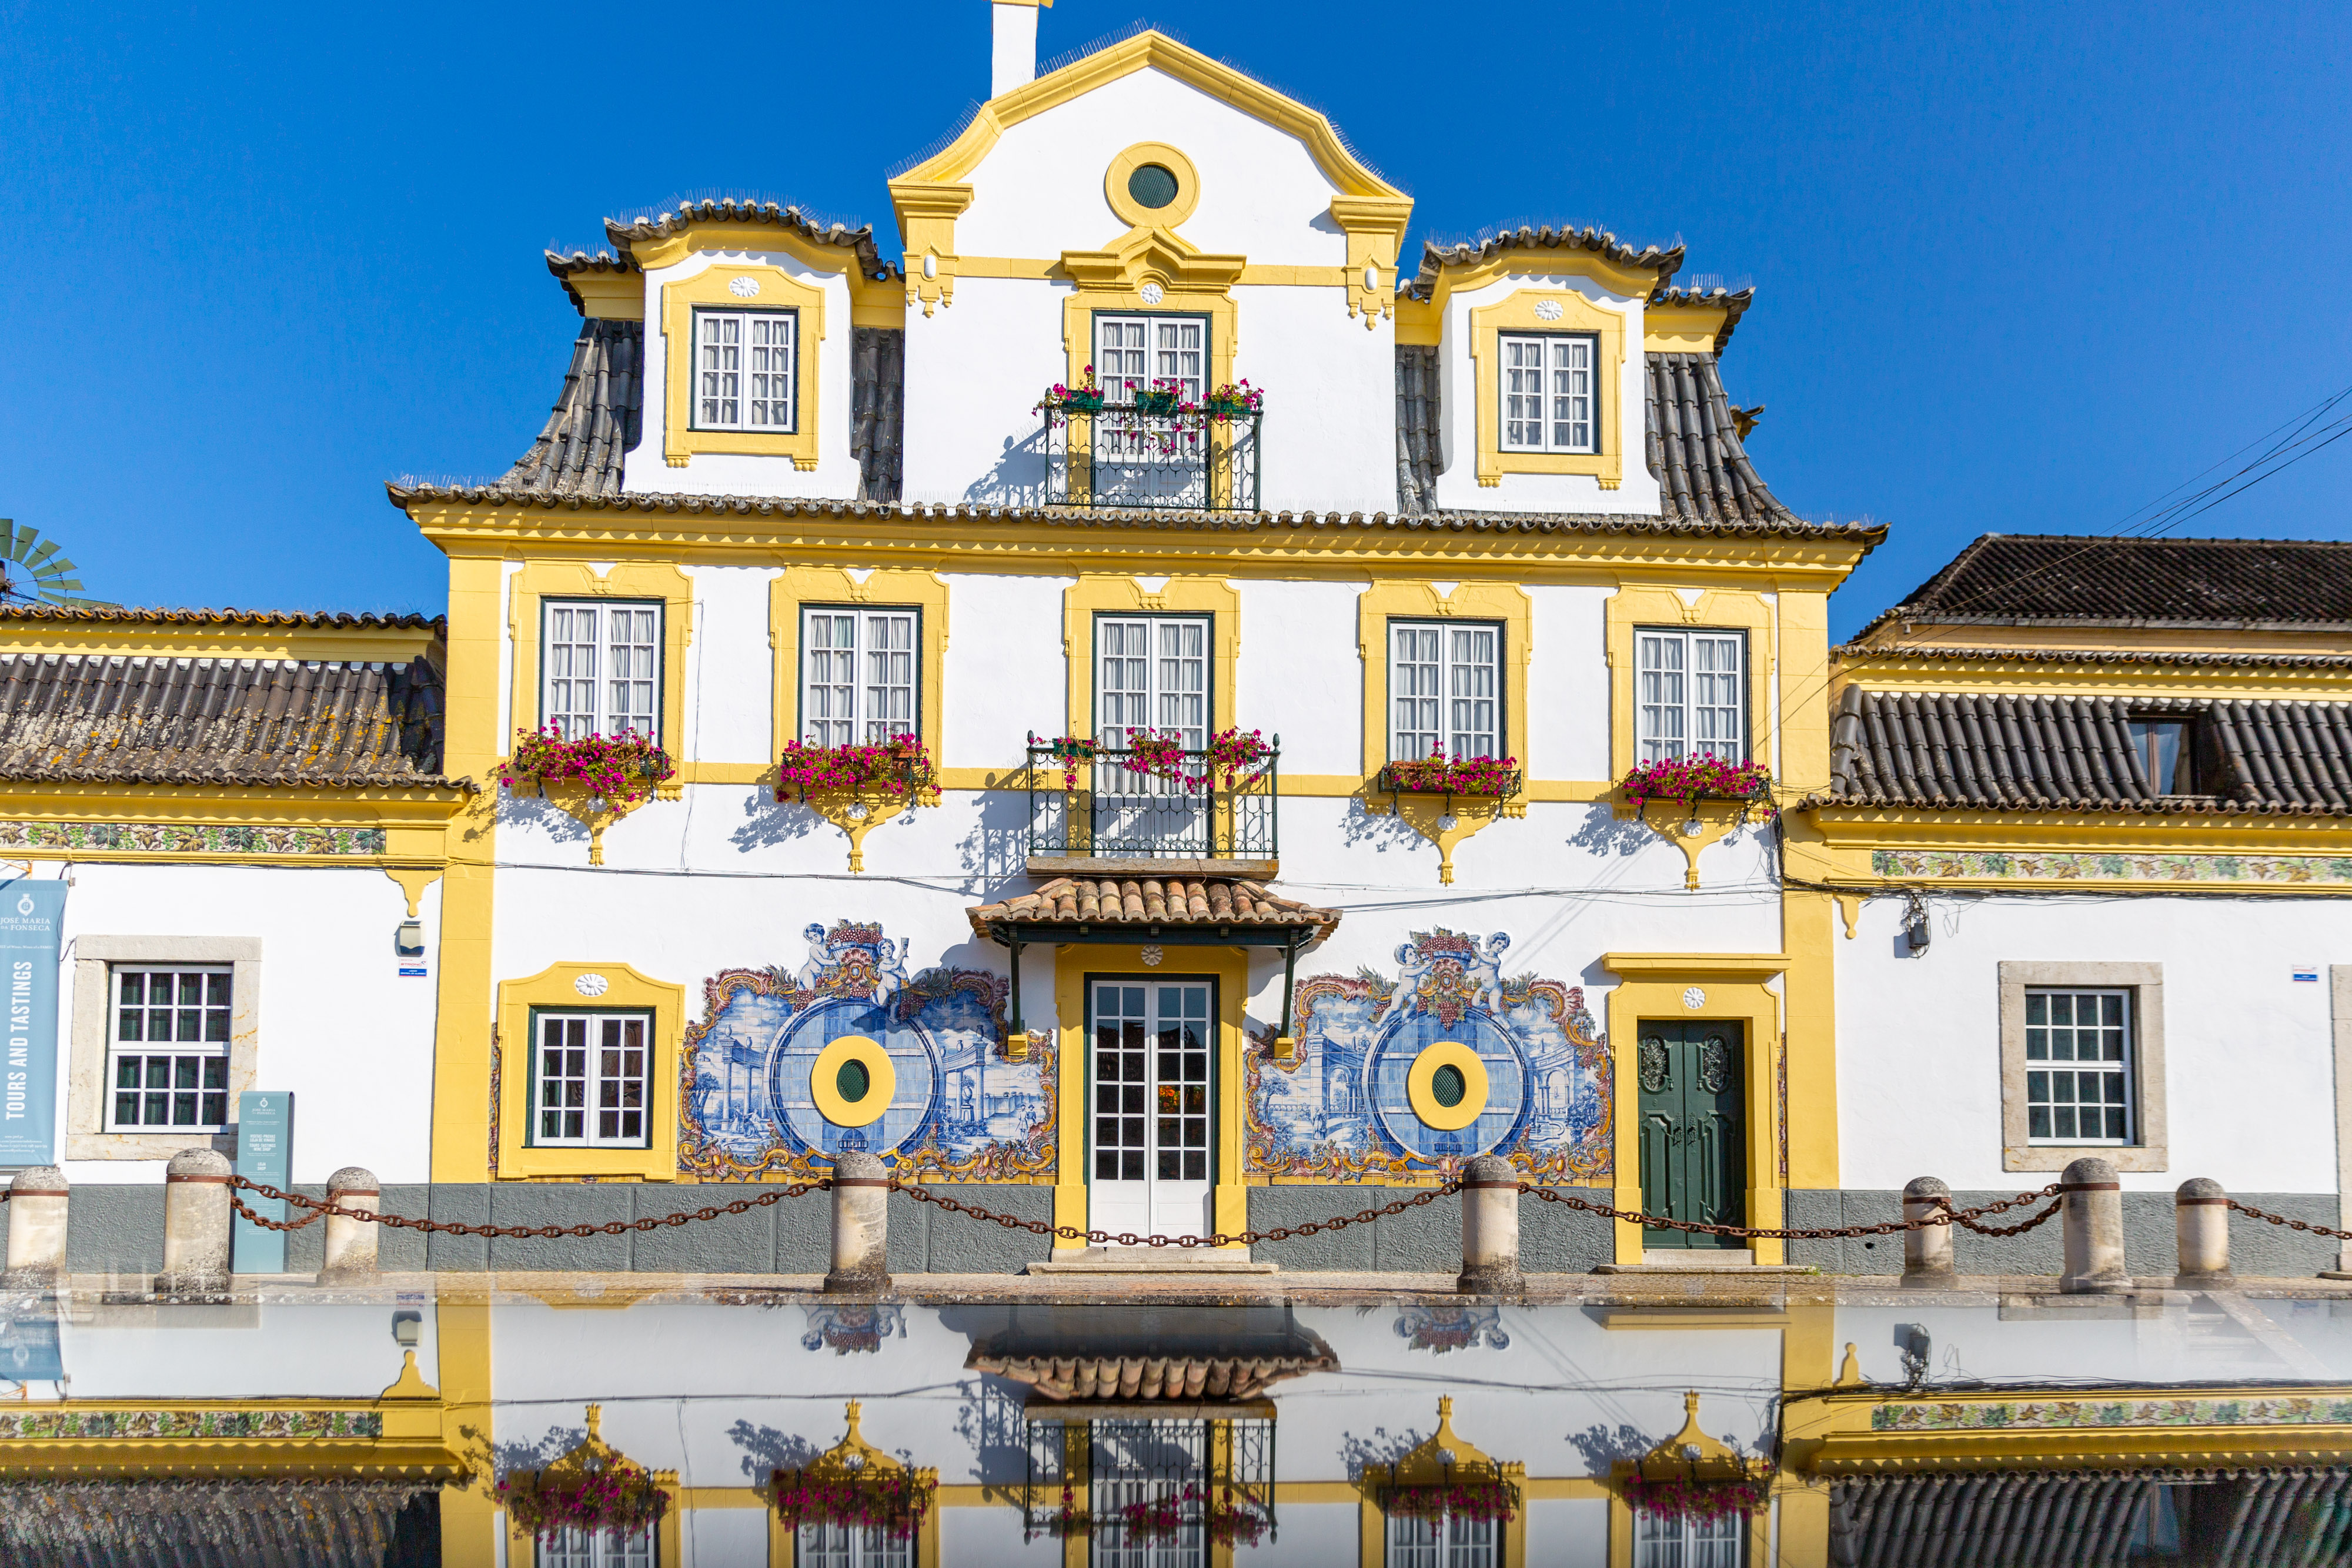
[1635,1022,1746,1249]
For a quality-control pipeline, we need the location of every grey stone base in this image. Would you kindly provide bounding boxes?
[1784,1189,2342,1279]
[1247,1183,1613,1275]
[1,1181,1055,1276]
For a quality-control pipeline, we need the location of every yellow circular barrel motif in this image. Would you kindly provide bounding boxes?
[810,1035,897,1128]
[1405,1040,1489,1131]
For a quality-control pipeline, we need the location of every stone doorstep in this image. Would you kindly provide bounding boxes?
[1027,1247,1278,1276]
[1591,1263,1820,1276]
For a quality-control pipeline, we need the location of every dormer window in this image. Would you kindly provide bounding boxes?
[1498,333,1596,453]
[693,307,797,432]
[2126,717,2196,794]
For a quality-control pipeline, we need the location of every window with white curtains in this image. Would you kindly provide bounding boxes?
[1499,332,1596,453]
[1094,315,1207,403]
[1633,1506,1746,1567]
[800,607,920,745]
[1387,1509,1498,1568]
[692,307,796,431]
[1389,620,1501,761]
[542,601,661,740]
[1635,628,1745,764]
[1094,616,1208,750]
[537,1523,656,1567]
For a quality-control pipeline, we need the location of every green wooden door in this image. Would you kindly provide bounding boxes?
[1636,1021,1746,1249]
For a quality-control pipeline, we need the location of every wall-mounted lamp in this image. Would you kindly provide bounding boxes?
[392,1310,422,1349]
[394,920,425,958]
[1902,897,1932,956]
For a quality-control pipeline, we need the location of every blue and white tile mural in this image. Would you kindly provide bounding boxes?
[1246,928,1612,1183]
[679,921,1054,1182]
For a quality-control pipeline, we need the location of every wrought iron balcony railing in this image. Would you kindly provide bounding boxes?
[1041,402,1262,511]
[1025,736,1278,861]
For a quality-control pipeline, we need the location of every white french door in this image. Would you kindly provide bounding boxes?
[1092,313,1209,506]
[1094,616,1208,853]
[1090,980,1214,1242]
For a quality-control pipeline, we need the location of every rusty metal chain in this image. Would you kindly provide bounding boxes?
[226,1175,827,1239]
[897,1178,1460,1249]
[1515,1182,2064,1241]
[2226,1197,2352,1243]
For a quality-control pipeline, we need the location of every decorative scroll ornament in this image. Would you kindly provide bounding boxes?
[1638,1038,1670,1094]
[728,275,760,297]
[1614,1392,1774,1522]
[1698,1037,1731,1094]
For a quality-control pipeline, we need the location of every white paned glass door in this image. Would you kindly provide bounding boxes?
[1090,981,1213,1243]
[1090,1420,1207,1568]
[1092,314,1210,506]
[1094,616,1208,853]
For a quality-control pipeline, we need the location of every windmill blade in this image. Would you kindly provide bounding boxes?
[0,522,109,607]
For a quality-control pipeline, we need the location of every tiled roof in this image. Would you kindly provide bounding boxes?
[545,248,641,315]
[0,606,442,632]
[1405,226,1683,297]
[850,326,904,503]
[0,653,455,790]
[1820,687,2352,815]
[1869,533,2352,631]
[1648,354,1793,525]
[1834,643,2352,670]
[603,200,896,279]
[966,877,1341,940]
[501,319,642,499]
[968,1352,1335,1402]
[1394,345,1441,513]
[1830,1472,2311,1564]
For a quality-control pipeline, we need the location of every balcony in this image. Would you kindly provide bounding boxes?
[1025,736,1278,874]
[1041,401,1262,511]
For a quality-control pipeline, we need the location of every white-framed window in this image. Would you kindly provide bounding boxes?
[1634,1507,1744,1568]
[1094,315,1206,404]
[1499,332,1596,453]
[2024,988,2135,1145]
[537,1524,654,1567]
[1389,621,1501,761]
[532,1011,654,1148]
[106,965,232,1131]
[543,600,661,741]
[2126,717,2198,794]
[1095,616,1208,751]
[800,607,918,747]
[1636,628,1745,765]
[797,1522,913,1568]
[1387,1509,1497,1568]
[692,307,797,432]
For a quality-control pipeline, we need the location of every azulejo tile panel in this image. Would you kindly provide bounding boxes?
[1871,1396,2352,1432]
[1247,927,1612,1184]
[679,920,1051,1183]
[0,821,387,856]
[0,1409,382,1439]
[1873,849,2352,885]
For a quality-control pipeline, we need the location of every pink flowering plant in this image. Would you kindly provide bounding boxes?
[1117,727,1272,792]
[1619,756,1774,814]
[773,1466,933,1542]
[1379,749,1521,797]
[1035,364,1105,415]
[1117,1485,1268,1548]
[1042,735,1099,791]
[776,733,936,804]
[1620,1473,1771,1522]
[1207,379,1264,419]
[1383,1476,1521,1525]
[497,726,676,807]
[496,1455,670,1539]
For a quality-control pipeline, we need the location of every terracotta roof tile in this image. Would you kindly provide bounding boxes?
[966,877,1341,940]
[1405,225,1683,297]
[603,200,897,279]
[969,1352,1334,1402]
[1868,533,2352,633]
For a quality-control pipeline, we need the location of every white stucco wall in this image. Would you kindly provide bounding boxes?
[54,863,439,1185]
[1237,283,1396,514]
[626,249,861,500]
[59,1302,440,1400]
[680,563,774,766]
[1432,270,1658,517]
[1835,891,2349,1193]
[901,273,1072,506]
[941,571,1076,768]
[1528,584,1614,781]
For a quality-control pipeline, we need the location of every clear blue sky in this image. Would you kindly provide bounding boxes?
[2,1,2344,637]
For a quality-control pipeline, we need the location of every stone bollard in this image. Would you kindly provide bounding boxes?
[156,1148,233,1295]
[2174,1178,2234,1286]
[321,1166,382,1279]
[823,1151,892,1295]
[1456,1154,1522,1295]
[4,1166,69,1281]
[1901,1176,1956,1286]
[2058,1155,2128,1294]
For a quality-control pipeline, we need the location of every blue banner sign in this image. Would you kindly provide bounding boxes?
[232,1091,294,1274]
[0,880,65,1166]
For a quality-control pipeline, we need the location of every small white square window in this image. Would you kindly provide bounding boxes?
[1389,620,1501,761]
[543,600,661,741]
[800,607,919,747]
[1636,628,1745,765]
[106,965,232,1132]
[532,1011,654,1148]
[1499,332,1595,453]
[2024,988,2135,1144]
[693,308,796,432]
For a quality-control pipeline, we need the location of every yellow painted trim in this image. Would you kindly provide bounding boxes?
[1328,196,1411,326]
[1599,957,1786,1267]
[495,961,686,1181]
[769,567,950,759]
[1358,1400,1532,1566]
[1061,576,1240,738]
[565,270,644,322]
[890,182,974,316]
[627,223,865,278]
[1406,1039,1488,1131]
[810,1035,894,1127]
[1425,246,1668,321]
[1059,228,1243,407]
[1394,293,1441,346]
[0,623,443,664]
[1469,289,1627,489]
[1357,580,1533,777]
[1602,586,1782,783]
[1105,141,1202,229]
[1643,302,1734,354]
[1050,942,1253,1250]
[659,262,827,469]
[506,561,694,755]
[436,1300,496,1568]
[385,867,443,917]
[1606,1489,1769,1568]
[431,551,506,1188]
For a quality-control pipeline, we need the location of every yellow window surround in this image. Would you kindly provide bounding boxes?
[1356,1398,1530,1567]
[659,262,828,470]
[1060,576,1240,738]
[1602,585,1779,784]
[767,567,950,763]
[1059,226,1245,394]
[495,961,685,1181]
[1468,288,1629,489]
[505,561,693,773]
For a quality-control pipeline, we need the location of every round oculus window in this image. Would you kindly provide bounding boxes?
[1431,1063,1468,1109]
[1126,163,1180,210]
[836,1058,872,1104]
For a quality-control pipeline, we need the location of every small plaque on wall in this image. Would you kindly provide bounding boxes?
[232,1091,294,1275]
